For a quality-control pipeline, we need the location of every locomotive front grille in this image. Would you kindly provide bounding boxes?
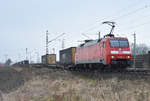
[111,59,131,66]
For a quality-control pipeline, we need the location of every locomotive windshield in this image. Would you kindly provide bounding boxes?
[110,40,129,47]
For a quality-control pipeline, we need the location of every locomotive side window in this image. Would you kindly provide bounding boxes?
[110,40,129,47]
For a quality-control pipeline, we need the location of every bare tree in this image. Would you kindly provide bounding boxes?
[5,59,12,66]
[130,43,149,55]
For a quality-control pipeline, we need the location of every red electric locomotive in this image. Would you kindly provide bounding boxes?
[75,21,132,68]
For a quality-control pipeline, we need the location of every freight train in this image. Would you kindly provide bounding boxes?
[60,22,132,70]
[13,60,29,65]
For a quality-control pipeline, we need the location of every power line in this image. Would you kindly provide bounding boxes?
[78,21,103,35]
[121,20,150,31]
[79,2,148,35]
[96,0,143,22]
[48,33,65,43]
[81,33,91,39]
[122,13,150,26]
[111,5,150,21]
[113,0,143,14]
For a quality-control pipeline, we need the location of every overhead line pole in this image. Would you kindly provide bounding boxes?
[62,39,65,50]
[26,48,28,60]
[45,31,65,64]
[46,30,49,64]
[133,33,136,68]
[46,30,49,55]
[98,32,101,40]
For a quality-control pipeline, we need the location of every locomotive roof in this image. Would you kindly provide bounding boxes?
[79,37,128,48]
[79,39,101,47]
[105,37,128,40]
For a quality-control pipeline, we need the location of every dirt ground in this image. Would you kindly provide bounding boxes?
[0,66,150,101]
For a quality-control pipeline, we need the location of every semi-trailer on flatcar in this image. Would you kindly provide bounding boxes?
[59,47,76,67]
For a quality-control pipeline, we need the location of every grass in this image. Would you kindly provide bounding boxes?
[2,67,150,101]
[47,98,54,101]
[79,75,97,83]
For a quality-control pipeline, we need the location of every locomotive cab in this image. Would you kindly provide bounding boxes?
[107,37,132,67]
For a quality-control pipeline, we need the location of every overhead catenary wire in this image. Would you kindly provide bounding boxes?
[96,0,144,22]
[120,20,150,31]
[81,33,92,39]
[121,13,150,26]
[78,0,145,34]
[98,4,150,38]
[48,33,65,43]
[45,33,65,55]
[110,4,150,21]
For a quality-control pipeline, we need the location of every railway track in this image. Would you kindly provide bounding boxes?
[124,68,150,77]
[28,64,150,77]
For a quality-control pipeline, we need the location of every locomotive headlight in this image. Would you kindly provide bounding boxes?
[111,56,115,59]
[127,56,130,59]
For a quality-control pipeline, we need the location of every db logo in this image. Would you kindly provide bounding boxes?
[119,48,122,54]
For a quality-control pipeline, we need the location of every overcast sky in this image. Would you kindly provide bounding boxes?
[0,0,150,63]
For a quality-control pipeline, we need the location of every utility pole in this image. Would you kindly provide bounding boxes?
[46,30,49,64]
[45,31,65,64]
[26,48,28,60]
[62,39,65,49]
[133,33,136,68]
[29,52,32,64]
[46,30,49,55]
[98,32,101,40]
